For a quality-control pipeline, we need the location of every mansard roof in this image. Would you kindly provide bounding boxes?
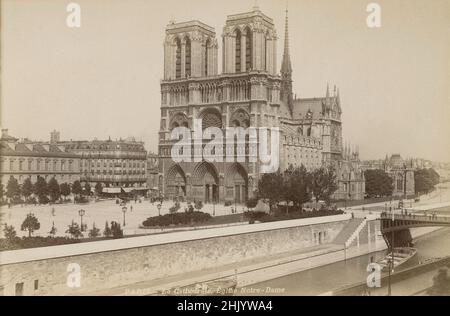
[0,141,76,159]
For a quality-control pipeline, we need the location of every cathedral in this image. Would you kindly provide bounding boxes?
[158,6,365,203]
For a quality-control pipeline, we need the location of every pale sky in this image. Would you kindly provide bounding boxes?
[1,0,449,161]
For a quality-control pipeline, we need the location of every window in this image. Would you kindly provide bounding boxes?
[34,280,39,291]
[10,160,14,170]
[175,38,181,79]
[19,160,23,171]
[235,29,241,72]
[28,160,32,170]
[245,28,252,71]
[204,39,210,76]
[185,37,191,77]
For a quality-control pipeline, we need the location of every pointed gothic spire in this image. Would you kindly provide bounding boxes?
[343,141,347,159]
[281,6,292,75]
[326,83,330,99]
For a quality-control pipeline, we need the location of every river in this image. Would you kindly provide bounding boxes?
[241,227,450,296]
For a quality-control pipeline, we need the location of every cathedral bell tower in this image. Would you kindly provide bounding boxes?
[163,21,218,80]
[222,6,278,75]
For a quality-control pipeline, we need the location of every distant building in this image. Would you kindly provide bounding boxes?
[362,154,415,198]
[0,129,81,186]
[383,154,415,197]
[61,138,148,194]
[50,130,60,144]
[333,144,365,201]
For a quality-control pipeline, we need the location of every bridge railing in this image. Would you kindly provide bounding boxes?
[380,212,450,223]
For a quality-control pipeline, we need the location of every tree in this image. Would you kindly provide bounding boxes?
[60,183,71,200]
[3,223,17,242]
[33,176,48,202]
[6,176,21,200]
[428,168,441,185]
[103,221,112,237]
[48,177,61,202]
[22,177,34,200]
[364,169,394,198]
[72,180,83,197]
[110,221,123,239]
[310,167,338,204]
[88,222,100,238]
[246,197,258,210]
[257,171,284,212]
[84,183,91,196]
[66,220,83,239]
[94,182,103,196]
[48,221,57,237]
[282,165,312,212]
[21,213,40,237]
[194,200,203,211]
[415,169,439,195]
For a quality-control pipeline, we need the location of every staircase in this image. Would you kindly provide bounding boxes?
[332,218,365,247]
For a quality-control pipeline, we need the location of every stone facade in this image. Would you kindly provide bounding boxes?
[159,8,282,203]
[384,154,415,197]
[0,129,81,187]
[158,7,365,202]
[333,145,366,201]
[61,138,148,192]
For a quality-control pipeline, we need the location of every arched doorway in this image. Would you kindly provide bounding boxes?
[225,163,248,204]
[192,161,219,203]
[166,164,187,199]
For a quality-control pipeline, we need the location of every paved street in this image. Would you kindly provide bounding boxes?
[0,198,246,238]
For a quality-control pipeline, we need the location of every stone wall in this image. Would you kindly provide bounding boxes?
[0,216,349,296]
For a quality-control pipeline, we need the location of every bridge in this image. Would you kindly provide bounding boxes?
[380,211,450,248]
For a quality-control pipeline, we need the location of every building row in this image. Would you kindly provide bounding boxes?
[0,129,153,195]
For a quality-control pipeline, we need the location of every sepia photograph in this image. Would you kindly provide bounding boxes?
[0,0,449,300]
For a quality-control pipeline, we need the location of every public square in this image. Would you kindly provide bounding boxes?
[0,198,246,238]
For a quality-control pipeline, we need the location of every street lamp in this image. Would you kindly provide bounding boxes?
[157,203,162,216]
[122,206,127,227]
[78,209,85,231]
[387,206,395,296]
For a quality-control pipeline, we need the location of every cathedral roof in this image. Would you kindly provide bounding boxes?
[292,98,326,120]
[389,154,405,168]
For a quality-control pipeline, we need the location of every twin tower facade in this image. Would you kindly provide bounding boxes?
[163,9,278,80]
[157,7,364,203]
[158,7,283,204]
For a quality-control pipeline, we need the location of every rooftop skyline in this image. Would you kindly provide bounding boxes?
[1,0,449,161]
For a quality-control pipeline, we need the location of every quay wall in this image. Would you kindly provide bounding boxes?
[0,215,350,296]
